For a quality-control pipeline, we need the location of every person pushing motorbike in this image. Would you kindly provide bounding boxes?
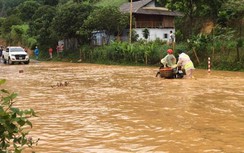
[176,49,195,79]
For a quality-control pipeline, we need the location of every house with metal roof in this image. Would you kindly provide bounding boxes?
[119,0,182,41]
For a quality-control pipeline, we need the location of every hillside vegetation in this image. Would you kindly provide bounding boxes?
[95,0,126,7]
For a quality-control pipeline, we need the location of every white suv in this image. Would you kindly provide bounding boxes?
[2,46,30,64]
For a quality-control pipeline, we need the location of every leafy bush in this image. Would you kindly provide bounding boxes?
[0,79,38,153]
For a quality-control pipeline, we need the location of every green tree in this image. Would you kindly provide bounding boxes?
[1,15,22,34]
[83,6,129,44]
[221,0,244,61]
[1,15,22,45]
[0,79,38,152]
[73,0,82,2]
[9,24,28,46]
[28,5,57,49]
[155,0,170,7]
[0,0,6,17]
[131,29,139,42]
[0,0,26,17]
[167,0,227,38]
[41,0,59,6]
[52,2,93,39]
[142,28,149,40]
[17,0,40,22]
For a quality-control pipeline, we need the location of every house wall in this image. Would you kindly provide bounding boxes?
[162,16,174,28]
[132,14,175,41]
[134,28,175,41]
[134,14,174,28]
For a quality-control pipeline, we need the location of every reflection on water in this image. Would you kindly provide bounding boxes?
[1,62,244,153]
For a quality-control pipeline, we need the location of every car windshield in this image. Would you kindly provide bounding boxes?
[10,48,24,52]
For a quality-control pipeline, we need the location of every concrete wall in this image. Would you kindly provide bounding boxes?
[91,28,176,45]
[134,28,175,42]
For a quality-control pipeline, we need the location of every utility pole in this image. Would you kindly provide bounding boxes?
[129,0,133,44]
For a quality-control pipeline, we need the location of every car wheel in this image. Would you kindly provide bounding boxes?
[8,58,14,65]
[24,60,29,64]
[3,58,7,64]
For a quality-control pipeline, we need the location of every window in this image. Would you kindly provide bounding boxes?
[164,33,168,39]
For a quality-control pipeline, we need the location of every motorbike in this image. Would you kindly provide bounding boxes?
[155,65,186,79]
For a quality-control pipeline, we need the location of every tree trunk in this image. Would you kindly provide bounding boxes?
[237,47,240,62]
[0,2,5,17]
[145,54,148,65]
[236,19,243,62]
[193,47,200,65]
[212,47,215,61]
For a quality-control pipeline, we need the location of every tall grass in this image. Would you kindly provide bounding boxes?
[79,40,183,66]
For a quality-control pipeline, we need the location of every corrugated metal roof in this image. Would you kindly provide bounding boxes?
[120,0,152,13]
[137,7,183,16]
[119,0,183,17]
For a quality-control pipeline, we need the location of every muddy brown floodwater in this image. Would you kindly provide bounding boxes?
[1,61,244,153]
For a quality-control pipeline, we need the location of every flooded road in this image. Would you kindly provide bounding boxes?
[1,61,244,153]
